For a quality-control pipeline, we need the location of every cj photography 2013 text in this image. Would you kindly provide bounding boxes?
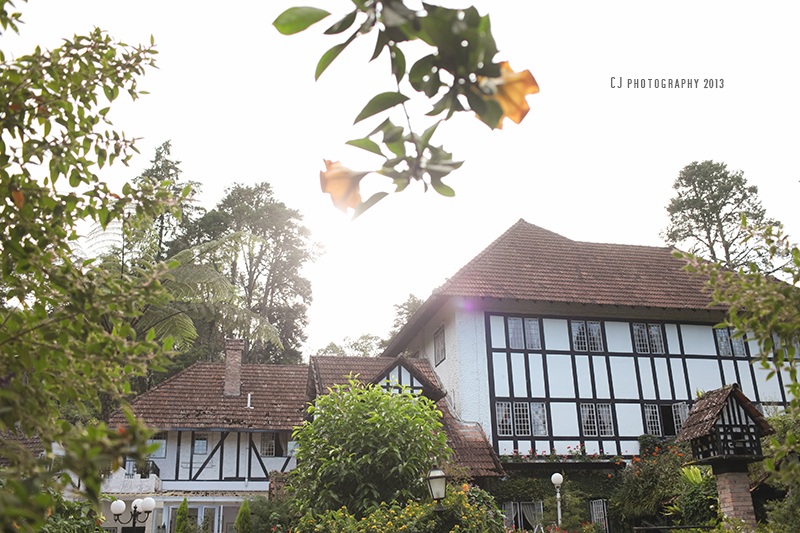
[610,77,724,89]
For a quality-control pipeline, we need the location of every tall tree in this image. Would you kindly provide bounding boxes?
[191,182,317,364]
[662,160,780,270]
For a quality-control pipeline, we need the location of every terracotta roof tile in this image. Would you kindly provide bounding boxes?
[109,363,308,431]
[436,219,715,309]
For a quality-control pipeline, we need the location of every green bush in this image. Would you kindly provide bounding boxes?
[251,496,295,533]
[234,499,252,533]
[176,498,190,533]
[294,485,503,533]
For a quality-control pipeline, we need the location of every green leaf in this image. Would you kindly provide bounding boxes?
[390,46,405,84]
[273,7,331,35]
[315,33,357,80]
[430,176,455,197]
[346,138,384,157]
[352,192,388,221]
[354,92,409,124]
[324,10,357,35]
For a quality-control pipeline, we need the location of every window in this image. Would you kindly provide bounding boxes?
[717,328,746,357]
[508,318,525,349]
[434,327,446,366]
[672,402,689,433]
[531,403,548,436]
[514,403,531,436]
[260,433,276,457]
[587,321,603,352]
[572,321,588,352]
[496,402,513,436]
[581,404,598,437]
[597,404,614,437]
[589,500,609,533]
[503,501,543,530]
[193,433,208,455]
[148,431,167,458]
[644,404,662,436]
[633,323,665,354]
[524,318,542,350]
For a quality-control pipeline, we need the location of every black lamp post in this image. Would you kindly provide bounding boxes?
[110,497,156,528]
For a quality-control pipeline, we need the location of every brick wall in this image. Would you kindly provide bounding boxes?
[716,471,756,531]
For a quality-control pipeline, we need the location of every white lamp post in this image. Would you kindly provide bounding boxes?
[551,473,563,527]
[111,497,156,528]
[426,468,447,512]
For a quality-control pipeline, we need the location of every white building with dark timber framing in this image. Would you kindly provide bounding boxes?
[381,220,790,458]
[104,339,307,533]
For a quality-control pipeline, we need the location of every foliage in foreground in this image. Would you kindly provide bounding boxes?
[40,492,104,533]
[0,2,176,530]
[294,485,503,533]
[290,378,450,518]
[274,2,539,217]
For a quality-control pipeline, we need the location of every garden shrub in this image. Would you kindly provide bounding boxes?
[294,485,504,533]
[250,495,295,533]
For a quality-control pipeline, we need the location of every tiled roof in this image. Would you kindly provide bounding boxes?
[308,356,504,478]
[109,363,308,431]
[436,219,715,309]
[0,429,43,466]
[676,384,773,443]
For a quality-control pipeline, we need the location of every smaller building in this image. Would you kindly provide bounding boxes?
[105,339,307,533]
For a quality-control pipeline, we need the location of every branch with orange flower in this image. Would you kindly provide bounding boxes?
[274,2,539,218]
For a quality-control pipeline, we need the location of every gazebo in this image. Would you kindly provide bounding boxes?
[676,384,774,529]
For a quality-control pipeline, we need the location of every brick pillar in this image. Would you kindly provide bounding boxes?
[715,470,756,531]
[224,338,244,396]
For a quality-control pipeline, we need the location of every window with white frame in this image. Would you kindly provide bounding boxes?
[260,433,276,457]
[572,320,588,352]
[597,404,614,437]
[434,327,446,366]
[193,433,208,455]
[531,403,548,436]
[672,403,689,433]
[508,318,525,350]
[633,323,665,354]
[503,501,543,530]
[589,499,609,533]
[148,431,167,458]
[588,321,604,352]
[581,403,598,437]
[514,403,531,436]
[524,318,542,350]
[644,404,662,436]
[496,402,513,436]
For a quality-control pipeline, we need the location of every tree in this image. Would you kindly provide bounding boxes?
[274,3,539,217]
[176,498,190,533]
[317,334,383,357]
[187,182,317,364]
[0,4,173,530]
[234,499,252,533]
[380,293,423,350]
[40,492,105,533]
[663,160,781,269]
[291,378,450,518]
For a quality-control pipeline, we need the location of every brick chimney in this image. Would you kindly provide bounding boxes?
[224,338,244,396]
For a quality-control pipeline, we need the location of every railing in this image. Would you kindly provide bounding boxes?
[123,459,161,479]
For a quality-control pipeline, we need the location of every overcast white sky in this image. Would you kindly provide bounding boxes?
[6,1,800,356]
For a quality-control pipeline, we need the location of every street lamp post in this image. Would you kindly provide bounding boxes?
[426,467,447,512]
[551,473,563,528]
[110,497,156,529]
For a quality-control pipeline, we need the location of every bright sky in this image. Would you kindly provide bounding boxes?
[5,1,800,356]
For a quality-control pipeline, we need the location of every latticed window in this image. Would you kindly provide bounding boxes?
[434,327,446,366]
[508,318,525,349]
[148,432,167,458]
[731,333,746,357]
[581,404,598,437]
[633,323,650,353]
[597,404,614,436]
[673,403,690,433]
[716,328,733,357]
[260,433,276,457]
[531,403,547,436]
[588,321,603,352]
[648,324,665,354]
[514,402,531,436]
[524,318,542,350]
[496,402,513,436]
[193,433,207,455]
[645,404,662,436]
[572,321,588,352]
